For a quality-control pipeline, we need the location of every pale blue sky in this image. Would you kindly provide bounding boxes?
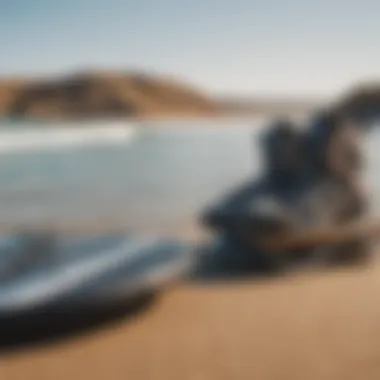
[1,0,379,97]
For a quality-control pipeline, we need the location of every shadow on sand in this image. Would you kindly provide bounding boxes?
[0,291,158,354]
[188,242,292,284]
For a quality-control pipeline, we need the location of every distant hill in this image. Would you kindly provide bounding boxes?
[0,71,219,121]
[5,70,376,123]
[0,78,31,117]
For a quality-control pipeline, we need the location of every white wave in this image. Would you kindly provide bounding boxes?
[0,122,135,153]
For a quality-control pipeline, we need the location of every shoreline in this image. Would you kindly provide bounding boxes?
[1,108,315,127]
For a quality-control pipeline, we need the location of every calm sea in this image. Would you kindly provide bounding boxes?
[0,118,379,238]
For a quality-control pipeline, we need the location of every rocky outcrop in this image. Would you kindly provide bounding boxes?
[0,71,219,120]
[336,83,380,121]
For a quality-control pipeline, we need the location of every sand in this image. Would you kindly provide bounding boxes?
[2,262,380,380]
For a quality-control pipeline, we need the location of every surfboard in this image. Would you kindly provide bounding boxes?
[0,234,195,316]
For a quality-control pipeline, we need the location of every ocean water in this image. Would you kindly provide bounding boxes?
[0,119,379,237]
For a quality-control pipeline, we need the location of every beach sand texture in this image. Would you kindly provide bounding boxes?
[2,261,380,380]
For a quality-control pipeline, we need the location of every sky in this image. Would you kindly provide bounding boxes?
[1,0,380,98]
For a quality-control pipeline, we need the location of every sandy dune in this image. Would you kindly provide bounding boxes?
[2,262,380,380]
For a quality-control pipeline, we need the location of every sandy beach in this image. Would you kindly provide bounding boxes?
[2,260,380,380]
